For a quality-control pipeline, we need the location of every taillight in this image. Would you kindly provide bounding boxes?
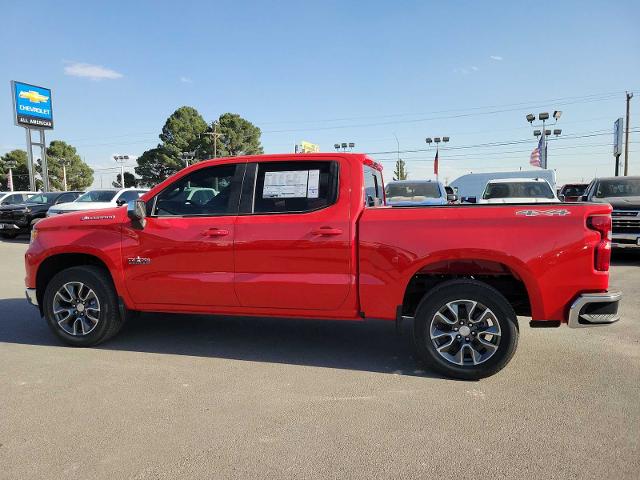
[587,215,612,271]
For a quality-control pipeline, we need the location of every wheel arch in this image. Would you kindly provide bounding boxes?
[35,253,117,315]
[400,252,541,319]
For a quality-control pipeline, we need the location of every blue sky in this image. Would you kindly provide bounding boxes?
[1,0,639,187]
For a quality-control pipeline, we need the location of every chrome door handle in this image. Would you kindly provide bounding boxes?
[311,227,343,236]
[203,228,230,237]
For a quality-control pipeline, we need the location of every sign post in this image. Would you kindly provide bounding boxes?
[614,117,624,176]
[11,81,54,191]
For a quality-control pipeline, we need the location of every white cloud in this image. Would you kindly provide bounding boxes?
[490,55,503,61]
[64,62,123,80]
[471,66,479,71]
[179,76,193,84]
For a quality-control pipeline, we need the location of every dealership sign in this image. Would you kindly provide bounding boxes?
[11,81,53,129]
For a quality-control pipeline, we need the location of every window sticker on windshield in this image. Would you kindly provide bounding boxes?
[263,170,313,198]
[307,170,320,198]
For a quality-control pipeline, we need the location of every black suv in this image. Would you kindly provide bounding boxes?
[0,191,82,239]
[582,176,640,250]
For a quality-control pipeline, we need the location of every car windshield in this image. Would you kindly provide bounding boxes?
[25,193,59,204]
[483,181,555,199]
[595,179,640,198]
[76,190,117,202]
[561,185,587,197]
[386,182,441,198]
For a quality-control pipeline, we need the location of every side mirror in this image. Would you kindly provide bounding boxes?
[447,194,458,203]
[127,199,147,229]
[116,199,127,206]
[558,194,565,202]
[463,196,477,204]
[581,195,588,202]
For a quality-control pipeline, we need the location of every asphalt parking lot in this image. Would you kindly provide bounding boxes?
[0,238,638,479]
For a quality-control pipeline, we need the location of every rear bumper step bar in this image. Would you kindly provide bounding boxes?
[568,291,622,328]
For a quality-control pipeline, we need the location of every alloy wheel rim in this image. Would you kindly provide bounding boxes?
[429,299,501,366]
[52,282,101,336]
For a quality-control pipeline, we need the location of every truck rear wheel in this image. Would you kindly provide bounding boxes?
[43,266,125,347]
[413,279,519,380]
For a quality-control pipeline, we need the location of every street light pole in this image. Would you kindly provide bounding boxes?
[527,111,562,168]
[181,151,195,167]
[5,160,16,191]
[113,155,130,188]
[425,136,450,181]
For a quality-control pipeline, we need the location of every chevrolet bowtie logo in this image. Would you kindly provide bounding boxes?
[19,90,49,103]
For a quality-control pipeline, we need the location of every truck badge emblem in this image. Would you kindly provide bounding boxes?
[516,209,570,217]
[127,256,151,265]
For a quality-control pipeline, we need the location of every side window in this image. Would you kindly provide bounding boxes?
[153,164,241,217]
[252,161,338,214]
[363,166,384,207]
[6,194,25,205]
[57,193,76,203]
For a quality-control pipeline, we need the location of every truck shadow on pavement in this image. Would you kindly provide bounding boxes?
[0,297,441,378]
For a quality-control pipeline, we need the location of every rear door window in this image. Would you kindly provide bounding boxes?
[251,161,338,214]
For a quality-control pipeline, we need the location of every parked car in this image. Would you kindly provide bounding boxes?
[46,188,148,217]
[385,180,450,206]
[558,183,588,202]
[477,178,560,204]
[451,169,556,203]
[0,191,82,238]
[25,153,620,380]
[0,191,37,206]
[581,176,640,249]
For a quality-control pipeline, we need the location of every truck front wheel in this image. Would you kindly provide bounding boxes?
[43,266,125,347]
[413,279,519,380]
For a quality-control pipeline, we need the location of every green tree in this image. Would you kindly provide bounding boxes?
[0,150,31,191]
[393,159,408,181]
[112,172,140,188]
[208,113,264,157]
[160,106,209,156]
[135,146,182,187]
[41,140,94,191]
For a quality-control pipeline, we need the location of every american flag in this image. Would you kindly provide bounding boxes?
[530,135,543,167]
[433,149,439,176]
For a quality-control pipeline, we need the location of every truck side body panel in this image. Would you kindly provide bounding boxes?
[358,203,611,322]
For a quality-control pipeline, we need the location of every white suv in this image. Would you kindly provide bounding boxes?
[47,188,148,216]
[479,178,560,204]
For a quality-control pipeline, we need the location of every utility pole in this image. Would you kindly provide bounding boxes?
[202,121,224,158]
[624,91,633,176]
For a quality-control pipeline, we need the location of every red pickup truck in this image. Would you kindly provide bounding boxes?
[25,153,621,379]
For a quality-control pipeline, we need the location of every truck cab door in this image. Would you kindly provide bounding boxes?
[234,159,355,312]
[121,163,245,308]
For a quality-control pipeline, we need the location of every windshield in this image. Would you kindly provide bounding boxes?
[561,184,587,197]
[386,182,441,198]
[25,193,59,204]
[483,181,555,199]
[595,179,640,198]
[76,190,117,203]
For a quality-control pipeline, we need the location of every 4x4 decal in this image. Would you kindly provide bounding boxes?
[516,209,570,217]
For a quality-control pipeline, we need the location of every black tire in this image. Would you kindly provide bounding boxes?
[1,231,18,239]
[43,266,125,347]
[413,279,519,380]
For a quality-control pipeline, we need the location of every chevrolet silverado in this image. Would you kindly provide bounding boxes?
[24,153,621,379]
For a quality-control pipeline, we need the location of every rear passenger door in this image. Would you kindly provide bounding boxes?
[234,159,354,311]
